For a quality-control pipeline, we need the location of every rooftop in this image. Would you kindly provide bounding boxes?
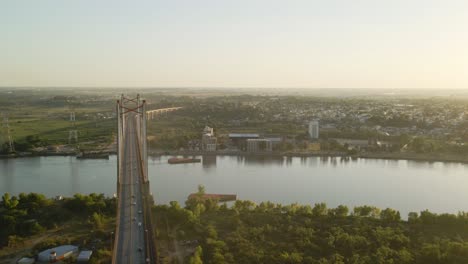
[229,133,260,138]
[77,250,93,261]
[38,245,78,261]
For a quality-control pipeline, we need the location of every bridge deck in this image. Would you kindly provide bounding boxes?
[114,114,147,264]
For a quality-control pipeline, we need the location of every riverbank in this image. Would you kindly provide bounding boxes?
[149,149,468,164]
[0,151,116,160]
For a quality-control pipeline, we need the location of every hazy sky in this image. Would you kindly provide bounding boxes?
[1,0,468,88]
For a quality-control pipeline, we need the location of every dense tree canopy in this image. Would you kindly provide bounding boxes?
[154,191,468,264]
[0,192,116,248]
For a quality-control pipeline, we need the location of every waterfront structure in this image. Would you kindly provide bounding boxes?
[308,120,319,139]
[229,133,260,150]
[202,126,217,151]
[246,139,273,152]
[264,137,283,148]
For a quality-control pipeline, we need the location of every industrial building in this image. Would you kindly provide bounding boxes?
[201,126,217,151]
[246,139,273,152]
[37,245,78,263]
[229,133,260,150]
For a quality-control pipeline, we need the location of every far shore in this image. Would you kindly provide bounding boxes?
[2,149,468,165]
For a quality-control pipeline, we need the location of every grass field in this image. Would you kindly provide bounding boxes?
[1,101,114,144]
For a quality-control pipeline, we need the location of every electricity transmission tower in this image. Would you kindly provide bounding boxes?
[1,113,15,153]
[68,106,78,144]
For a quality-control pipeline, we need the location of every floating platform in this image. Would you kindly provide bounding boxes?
[187,193,237,202]
[168,157,201,164]
[76,152,109,159]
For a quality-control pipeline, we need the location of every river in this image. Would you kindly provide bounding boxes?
[1,155,468,218]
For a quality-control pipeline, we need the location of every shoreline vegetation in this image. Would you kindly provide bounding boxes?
[2,149,468,165]
[2,189,468,263]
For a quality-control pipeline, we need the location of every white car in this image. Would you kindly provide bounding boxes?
[138,222,142,227]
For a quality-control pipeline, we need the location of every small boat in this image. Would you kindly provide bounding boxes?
[168,157,201,164]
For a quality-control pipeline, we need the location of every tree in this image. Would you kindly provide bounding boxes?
[189,246,203,264]
[2,193,19,210]
[279,251,303,264]
[312,203,327,217]
[353,206,380,218]
[197,185,206,195]
[90,212,104,230]
[7,235,23,248]
[408,212,419,223]
[380,208,401,222]
[412,137,425,153]
[328,205,349,217]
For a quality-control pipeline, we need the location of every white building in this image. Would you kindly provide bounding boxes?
[308,120,319,139]
[202,126,217,151]
[246,139,273,152]
[203,126,214,136]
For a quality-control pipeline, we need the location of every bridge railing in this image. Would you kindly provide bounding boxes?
[112,100,124,264]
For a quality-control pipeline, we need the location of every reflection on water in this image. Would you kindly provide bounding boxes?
[70,157,79,194]
[320,156,329,164]
[307,157,318,167]
[150,155,162,163]
[202,155,217,169]
[241,155,284,166]
[0,159,14,193]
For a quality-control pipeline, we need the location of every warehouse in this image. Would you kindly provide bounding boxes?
[37,245,78,263]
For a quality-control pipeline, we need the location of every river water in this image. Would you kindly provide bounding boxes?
[1,155,468,217]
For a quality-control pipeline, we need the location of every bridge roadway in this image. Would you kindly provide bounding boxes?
[115,113,146,264]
